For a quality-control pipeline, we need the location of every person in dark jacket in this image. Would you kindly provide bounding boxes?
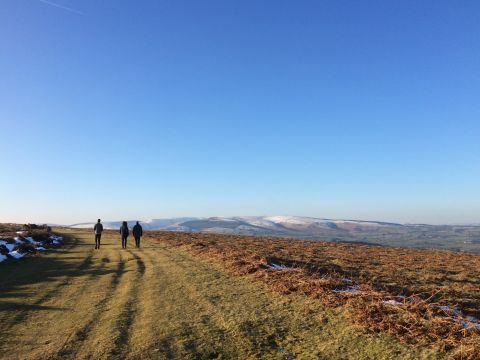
[94,219,103,249]
[120,221,129,249]
[132,221,143,248]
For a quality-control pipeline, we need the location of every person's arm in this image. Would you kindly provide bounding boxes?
[94,224,97,232]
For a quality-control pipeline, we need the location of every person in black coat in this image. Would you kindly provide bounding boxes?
[132,221,143,248]
[93,219,103,249]
[120,221,129,249]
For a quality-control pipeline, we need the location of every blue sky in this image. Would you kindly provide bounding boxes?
[1,0,479,224]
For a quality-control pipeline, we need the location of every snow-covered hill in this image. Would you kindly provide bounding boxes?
[69,216,400,235]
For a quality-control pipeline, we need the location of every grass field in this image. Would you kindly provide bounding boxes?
[0,228,449,359]
[148,231,480,359]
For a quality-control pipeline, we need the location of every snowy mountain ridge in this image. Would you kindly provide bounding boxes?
[69,216,398,232]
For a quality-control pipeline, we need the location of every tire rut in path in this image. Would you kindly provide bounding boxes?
[108,250,146,358]
[66,250,147,359]
[126,246,245,359]
[55,255,127,359]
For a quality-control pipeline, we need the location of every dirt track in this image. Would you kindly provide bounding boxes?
[0,229,440,359]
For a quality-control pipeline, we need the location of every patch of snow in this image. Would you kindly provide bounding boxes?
[25,237,41,245]
[433,305,480,330]
[342,278,353,284]
[265,263,288,270]
[436,305,461,317]
[209,217,238,222]
[1,233,64,264]
[333,285,362,294]
[9,251,25,259]
[0,241,16,252]
[461,316,480,331]
[49,235,63,245]
[264,215,327,226]
[383,300,403,305]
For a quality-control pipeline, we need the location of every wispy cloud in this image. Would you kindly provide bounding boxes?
[38,0,83,15]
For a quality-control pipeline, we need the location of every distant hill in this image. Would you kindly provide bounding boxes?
[69,216,397,233]
[66,216,480,252]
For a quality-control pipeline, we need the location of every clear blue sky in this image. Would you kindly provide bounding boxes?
[1,0,479,224]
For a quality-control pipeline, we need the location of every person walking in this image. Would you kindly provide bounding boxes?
[120,221,129,249]
[132,221,143,248]
[94,219,103,249]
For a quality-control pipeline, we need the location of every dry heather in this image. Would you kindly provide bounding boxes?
[0,223,51,239]
[149,231,480,359]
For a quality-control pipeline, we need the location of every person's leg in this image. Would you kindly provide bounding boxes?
[94,234,97,249]
[98,234,101,249]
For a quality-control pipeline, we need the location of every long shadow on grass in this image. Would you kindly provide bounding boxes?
[0,302,65,312]
[0,235,131,328]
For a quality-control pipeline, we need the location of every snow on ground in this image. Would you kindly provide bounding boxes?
[8,250,26,259]
[333,285,362,294]
[460,317,480,330]
[0,240,16,252]
[265,262,288,270]
[0,234,63,263]
[380,298,479,329]
[264,215,328,226]
[383,300,404,305]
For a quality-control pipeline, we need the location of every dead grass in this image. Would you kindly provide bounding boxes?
[148,231,480,359]
[0,223,50,240]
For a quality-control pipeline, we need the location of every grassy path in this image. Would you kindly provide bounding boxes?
[0,229,441,359]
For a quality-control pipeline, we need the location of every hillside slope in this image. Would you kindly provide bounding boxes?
[0,229,442,359]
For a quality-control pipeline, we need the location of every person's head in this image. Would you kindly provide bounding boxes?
[123,221,127,227]
[97,219,101,223]
[136,221,140,225]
